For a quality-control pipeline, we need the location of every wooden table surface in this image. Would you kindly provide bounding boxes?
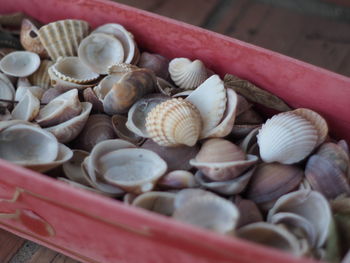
[1,0,350,262]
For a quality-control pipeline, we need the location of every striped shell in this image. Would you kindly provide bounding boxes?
[28,60,53,90]
[257,112,318,164]
[145,98,202,147]
[169,58,207,89]
[38,19,90,61]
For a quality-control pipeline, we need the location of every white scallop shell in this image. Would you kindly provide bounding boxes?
[0,51,40,77]
[257,112,318,164]
[168,58,207,89]
[186,75,227,137]
[78,33,124,74]
[11,91,40,121]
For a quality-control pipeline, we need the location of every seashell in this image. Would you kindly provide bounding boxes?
[168,58,207,89]
[338,139,350,158]
[235,109,264,125]
[194,167,255,195]
[132,191,176,216]
[92,23,138,64]
[186,75,226,137]
[317,142,349,174]
[257,112,318,164]
[123,193,137,204]
[236,94,252,116]
[45,102,92,143]
[62,149,90,185]
[126,93,170,137]
[305,154,350,199]
[36,89,82,127]
[38,19,90,61]
[244,163,303,208]
[111,114,144,146]
[156,77,179,96]
[78,33,124,74]
[145,98,202,147]
[0,51,40,77]
[239,127,260,154]
[268,190,332,248]
[237,222,303,256]
[102,148,167,194]
[20,18,48,58]
[50,57,99,84]
[17,77,32,88]
[141,139,200,171]
[190,139,258,181]
[138,52,169,79]
[11,91,40,121]
[28,59,53,90]
[107,63,138,76]
[83,87,104,112]
[230,124,261,139]
[73,114,116,152]
[0,73,15,106]
[0,31,22,49]
[15,86,44,101]
[233,196,263,228]
[292,108,328,146]
[0,120,39,132]
[94,74,122,102]
[158,170,198,189]
[174,188,216,210]
[171,90,193,98]
[0,48,17,60]
[40,86,70,104]
[103,69,157,115]
[173,194,239,234]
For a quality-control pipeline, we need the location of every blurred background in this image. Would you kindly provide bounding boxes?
[1,0,349,263]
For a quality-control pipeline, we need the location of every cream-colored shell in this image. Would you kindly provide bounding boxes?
[132,191,176,216]
[257,112,318,164]
[20,18,48,58]
[145,98,202,147]
[28,59,53,90]
[0,51,40,77]
[169,58,207,89]
[11,91,40,121]
[38,19,90,61]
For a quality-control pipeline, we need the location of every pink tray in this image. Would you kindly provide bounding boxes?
[0,0,349,262]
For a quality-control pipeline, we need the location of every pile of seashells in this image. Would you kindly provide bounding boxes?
[0,13,350,262]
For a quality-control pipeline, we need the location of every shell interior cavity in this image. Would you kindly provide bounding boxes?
[0,51,40,77]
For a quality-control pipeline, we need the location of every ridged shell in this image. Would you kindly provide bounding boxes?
[169,58,207,89]
[257,112,318,164]
[38,19,90,61]
[186,75,227,137]
[11,91,40,121]
[29,60,53,90]
[78,33,124,74]
[0,51,40,77]
[20,18,48,58]
[51,57,99,84]
[145,98,202,147]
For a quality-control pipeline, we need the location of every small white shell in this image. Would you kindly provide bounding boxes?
[169,58,207,89]
[0,51,40,77]
[186,75,227,137]
[257,112,318,164]
[0,73,15,106]
[11,91,40,121]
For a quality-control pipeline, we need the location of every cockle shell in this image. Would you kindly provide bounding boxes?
[29,60,53,90]
[78,33,124,74]
[169,58,207,89]
[20,18,48,58]
[145,98,202,147]
[0,73,15,106]
[50,56,99,84]
[132,191,176,216]
[111,114,144,146]
[11,91,40,121]
[186,75,226,137]
[138,52,169,79]
[257,112,318,164]
[35,89,82,127]
[48,66,94,90]
[0,51,40,77]
[38,19,90,61]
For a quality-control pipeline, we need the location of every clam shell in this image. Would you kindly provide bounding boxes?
[233,196,263,228]
[92,23,138,64]
[45,102,92,143]
[268,190,332,248]
[36,89,82,127]
[20,18,48,58]
[138,52,169,79]
[51,57,99,84]
[173,194,239,234]
[174,188,215,210]
[111,114,144,146]
[28,59,52,90]
[132,191,176,216]
[62,149,90,185]
[11,91,40,121]
[15,86,44,101]
[186,75,227,137]
[82,87,104,112]
[102,148,167,194]
[145,98,202,147]
[0,73,15,106]
[257,112,318,164]
[317,142,349,174]
[78,33,124,74]
[169,58,207,89]
[40,86,70,104]
[94,74,122,101]
[158,170,198,189]
[0,51,40,77]
[38,19,90,61]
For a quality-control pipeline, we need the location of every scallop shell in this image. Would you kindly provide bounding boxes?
[78,33,124,74]
[28,60,53,90]
[51,57,99,84]
[257,112,318,164]
[11,91,40,121]
[0,73,15,106]
[92,23,138,64]
[186,75,227,137]
[0,51,40,77]
[145,98,202,147]
[169,58,207,89]
[38,19,90,61]
[20,18,48,58]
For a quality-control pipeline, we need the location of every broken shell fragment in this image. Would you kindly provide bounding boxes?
[11,91,40,121]
[20,18,48,58]
[132,191,176,216]
[0,51,40,77]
